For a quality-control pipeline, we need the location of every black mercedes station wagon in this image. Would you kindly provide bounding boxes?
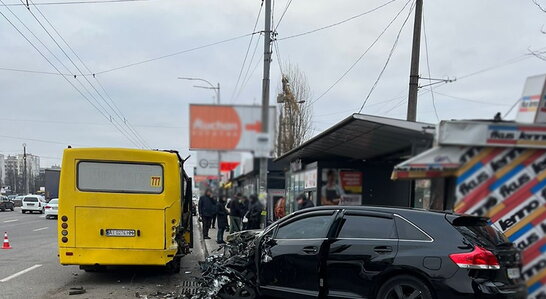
[253,206,527,299]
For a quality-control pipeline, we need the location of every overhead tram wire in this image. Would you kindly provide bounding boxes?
[422,9,439,122]
[21,0,147,148]
[6,0,141,148]
[27,0,150,148]
[229,0,264,103]
[0,1,141,148]
[278,0,398,41]
[311,0,413,105]
[358,0,416,113]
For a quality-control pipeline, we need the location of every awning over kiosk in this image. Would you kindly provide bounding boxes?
[392,146,468,179]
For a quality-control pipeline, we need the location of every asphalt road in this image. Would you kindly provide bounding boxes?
[0,208,205,299]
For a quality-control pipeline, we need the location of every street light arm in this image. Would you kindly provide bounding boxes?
[178,76,220,104]
[177,77,215,89]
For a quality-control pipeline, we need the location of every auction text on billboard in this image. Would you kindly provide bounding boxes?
[189,104,276,152]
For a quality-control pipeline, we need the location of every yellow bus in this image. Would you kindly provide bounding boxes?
[58,148,193,273]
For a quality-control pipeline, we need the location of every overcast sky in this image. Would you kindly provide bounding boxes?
[0,0,544,170]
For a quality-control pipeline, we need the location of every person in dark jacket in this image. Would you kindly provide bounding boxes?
[228,193,243,233]
[216,197,229,244]
[198,188,216,239]
[247,194,263,230]
[297,193,315,210]
[241,196,250,230]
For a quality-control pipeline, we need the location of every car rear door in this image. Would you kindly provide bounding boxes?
[326,211,399,298]
[259,210,338,298]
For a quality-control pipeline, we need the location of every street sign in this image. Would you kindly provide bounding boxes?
[195,151,242,176]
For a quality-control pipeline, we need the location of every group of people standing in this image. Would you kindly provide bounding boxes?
[198,189,264,244]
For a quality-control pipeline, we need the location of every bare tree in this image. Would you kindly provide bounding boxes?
[529,0,546,60]
[276,63,313,157]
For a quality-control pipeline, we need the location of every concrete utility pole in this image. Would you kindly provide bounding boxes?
[407,0,423,122]
[259,0,272,197]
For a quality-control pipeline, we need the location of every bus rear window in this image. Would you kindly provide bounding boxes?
[77,161,163,194]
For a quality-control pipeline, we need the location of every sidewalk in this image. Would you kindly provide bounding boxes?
[197,220,222,257]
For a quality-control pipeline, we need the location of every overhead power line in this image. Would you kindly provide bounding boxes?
[4,0,151,6]
[0,134,91,147]
[230,1,264,102]
[0,117,186,128]
[358,0,416,113]
[235,33,263,100]
[96,32,257,75]
[0,0,141,148]
[274,0,293,31]
[312,0,413,105]
[17,0,145,148]
[422,9,439,122]
[433,91,512,106]
[278,0,398,41]
[26,0,150,148]
[0,66,71,76]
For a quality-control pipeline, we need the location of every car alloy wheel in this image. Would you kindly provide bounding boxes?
[386,284,423,299]
[377,275,432,299]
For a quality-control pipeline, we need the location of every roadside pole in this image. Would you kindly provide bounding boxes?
[259,0,272,225]
[407,0,423,122]
[23,143,28,195]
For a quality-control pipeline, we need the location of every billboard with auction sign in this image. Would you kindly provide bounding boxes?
[189,104,276,152]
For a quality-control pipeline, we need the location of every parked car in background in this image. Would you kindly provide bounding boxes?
[13,195,24,207]
[44,198,58,219]
[0,196,15,212]
[21,195,46,214]
[252,206,526,299]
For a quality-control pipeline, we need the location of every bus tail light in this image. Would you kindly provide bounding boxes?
[66,252,73,256]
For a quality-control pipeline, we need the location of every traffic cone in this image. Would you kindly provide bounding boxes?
[2,232,12,249]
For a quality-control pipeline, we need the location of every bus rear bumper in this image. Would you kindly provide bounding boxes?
[59,247,178,266]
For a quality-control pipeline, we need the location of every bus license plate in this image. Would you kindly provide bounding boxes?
[507,268,520,279]
[105,229,136,237]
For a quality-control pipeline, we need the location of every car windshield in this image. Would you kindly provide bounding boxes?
[49,199,58,205]
[24,197,39,202]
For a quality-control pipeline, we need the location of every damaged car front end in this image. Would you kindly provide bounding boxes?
[195,230,271,299]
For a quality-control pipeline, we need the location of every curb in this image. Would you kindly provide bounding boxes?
[197,218,209,257]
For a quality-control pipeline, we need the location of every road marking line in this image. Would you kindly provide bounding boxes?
[0,264,42,282]
[3,219,18,223]
[33,227,48,232]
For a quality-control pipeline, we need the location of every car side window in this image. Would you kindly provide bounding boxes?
[338,215,397,239]
[394,216,431,241]
[276,215,333,239]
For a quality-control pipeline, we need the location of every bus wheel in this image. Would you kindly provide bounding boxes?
[166,257,181,274]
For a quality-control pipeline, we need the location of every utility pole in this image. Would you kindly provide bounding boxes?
[406,0,423,122]
[23,143,27,195]
[259,0,272,210]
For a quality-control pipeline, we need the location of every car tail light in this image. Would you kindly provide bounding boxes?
[449,246,500,270]
[45,206,51,209]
